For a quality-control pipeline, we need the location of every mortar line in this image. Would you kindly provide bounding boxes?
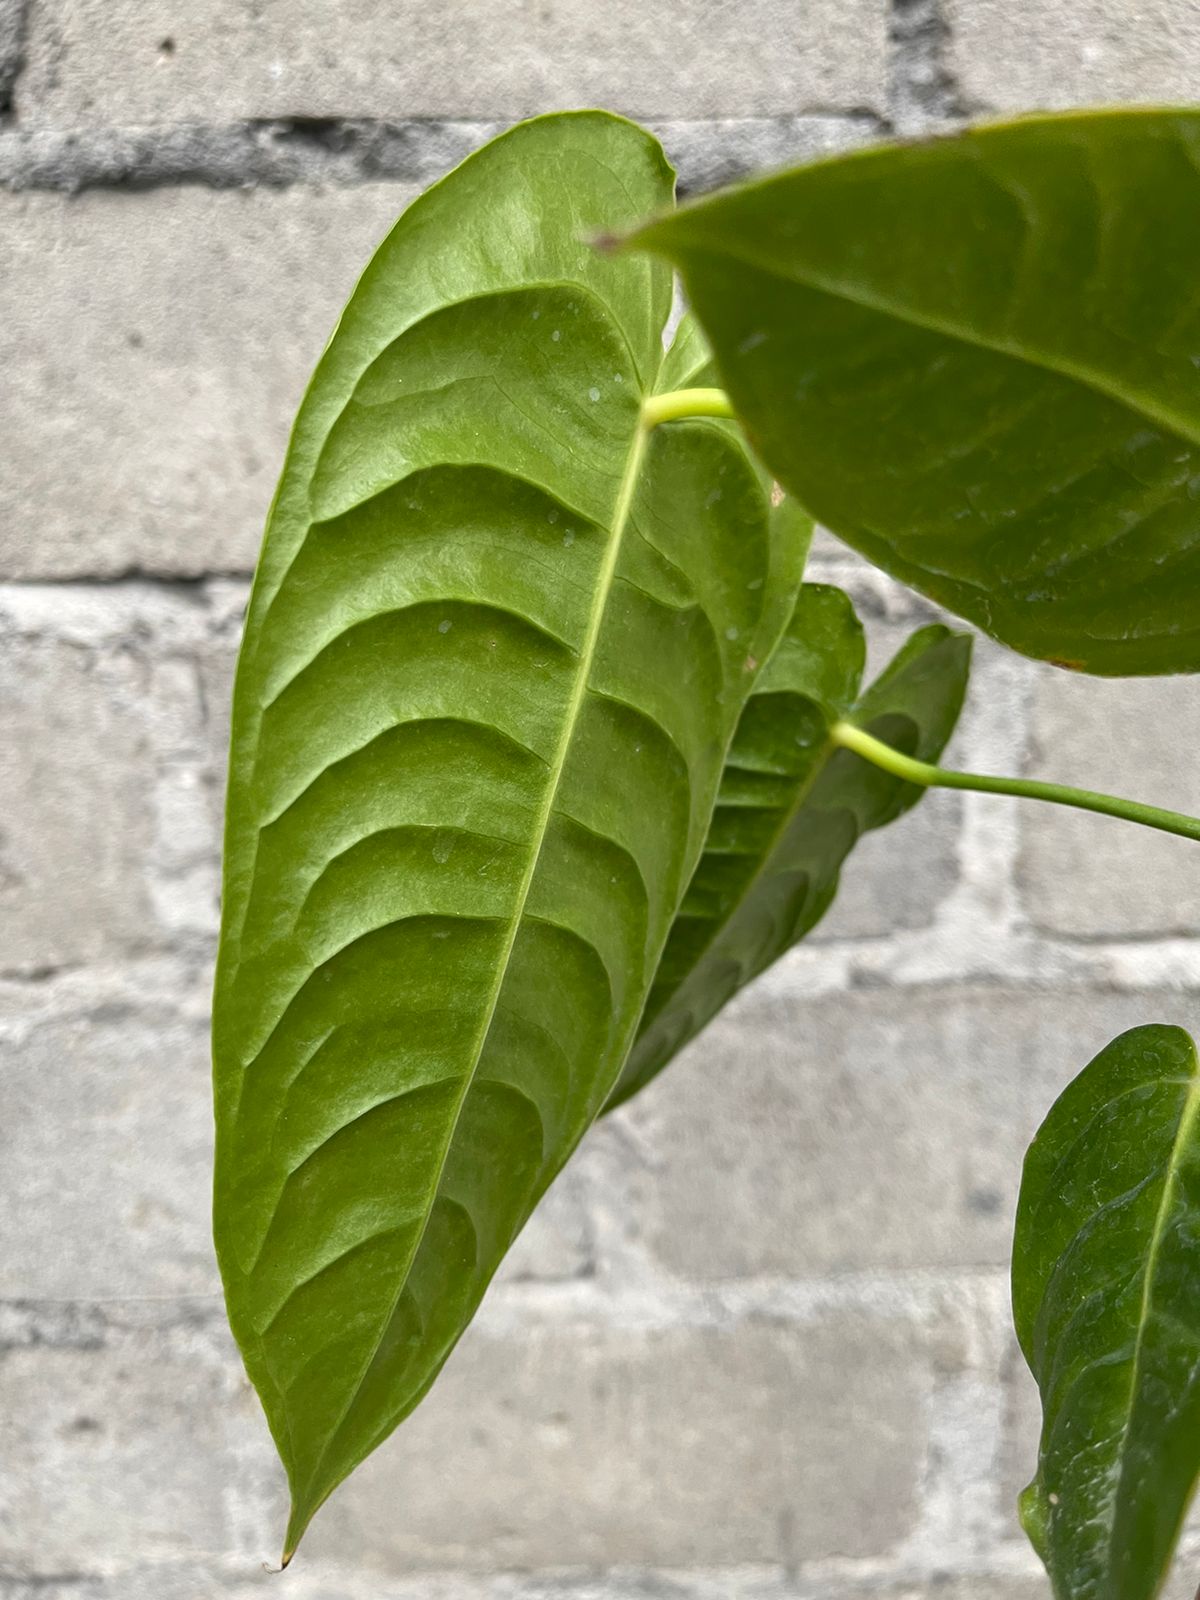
[887,0,972,132]
[0,110,887,195]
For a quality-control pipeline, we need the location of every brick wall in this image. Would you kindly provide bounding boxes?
[3,4,1200,1598]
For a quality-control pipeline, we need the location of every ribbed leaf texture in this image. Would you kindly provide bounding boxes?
[211,111,807,1556]
[1014,1024,1200,1600]
[628,109,1200,675]
[611,588,971,1108]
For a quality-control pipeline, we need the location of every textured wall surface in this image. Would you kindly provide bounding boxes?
[3,4,1200,1598]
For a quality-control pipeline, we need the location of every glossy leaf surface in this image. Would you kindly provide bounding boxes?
[609,588,971,1108]
[212,112,805,1555]
[629,109,1200,676]
[1014,1024,1200,1600]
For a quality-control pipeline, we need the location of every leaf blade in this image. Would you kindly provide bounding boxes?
[627,108,1200,675]
[1014,1023,1200,1600]
[212,111,805,1554]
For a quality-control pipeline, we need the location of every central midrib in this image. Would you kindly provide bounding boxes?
[285,401,654,1540]
[1098,1052,1200,1592]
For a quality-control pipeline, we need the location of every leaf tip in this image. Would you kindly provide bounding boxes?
[281,1498,314,1569]
[587,226,628,256]
[587,213,669,259]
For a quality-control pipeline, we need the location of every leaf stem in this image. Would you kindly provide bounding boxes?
[641,387,735,428]
[830,722,1200,845]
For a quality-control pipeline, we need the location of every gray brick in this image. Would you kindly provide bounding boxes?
[0,990,217,1298]
[945,0,1200,110]
[0,585,237,968]
[302,1309,936,1572]
[0,1313,275,1577]
[19,3,888,128]
[627,987,1172,1278]
[1017,672,1200,939]
[0,184,414,578]
[0,625,162,969]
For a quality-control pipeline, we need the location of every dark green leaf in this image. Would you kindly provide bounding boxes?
[1014,1023,1200,1600]
[608,588,971,1109]
[212,111,806,1555]
[628,109,1200,676]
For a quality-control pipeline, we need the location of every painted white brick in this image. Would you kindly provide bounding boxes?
[0,989,218,1298]
[0,185,414,578]
[946,0,1200,110]
[302,1309,939,1572]
[0,1314,275,1577]
[627,986,1175,1277]
[19,2,888,128]
[1018,670,1200,939]
[0,584,239,968]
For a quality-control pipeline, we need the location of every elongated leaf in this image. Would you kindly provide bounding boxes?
[609,587,971,1108]
[212,111,806,1556]
[627,109,1200,676]
[1014,1024,1200,1600]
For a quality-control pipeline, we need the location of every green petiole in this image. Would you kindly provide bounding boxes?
[832,721,1200,846]
[641,387,735,428]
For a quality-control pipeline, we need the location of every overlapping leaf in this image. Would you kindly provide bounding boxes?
[609,587,971,1108]
[1014,1024,1200,1600]
[627,109,1200,676]
[212,111,806,1556]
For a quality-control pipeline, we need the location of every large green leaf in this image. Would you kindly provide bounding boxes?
[609,587,971,1109]
[212,111,806,1556]
[626,108,1200,676]
[1014,1023,1200,1600]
